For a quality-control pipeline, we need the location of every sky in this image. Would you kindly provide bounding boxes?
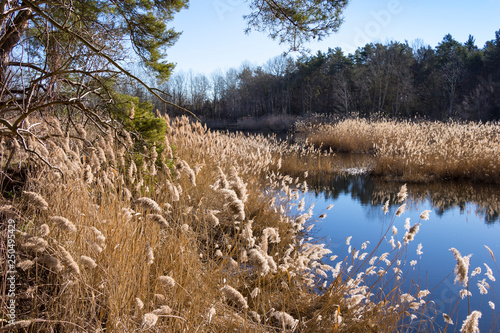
[165,0,500,76]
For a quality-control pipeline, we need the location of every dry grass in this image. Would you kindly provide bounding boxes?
[0,114,497,332]
[300,118,500,183]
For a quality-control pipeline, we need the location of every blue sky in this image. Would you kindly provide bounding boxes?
[165,0,500,75]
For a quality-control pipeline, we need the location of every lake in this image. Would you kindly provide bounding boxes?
[297,171,500,331]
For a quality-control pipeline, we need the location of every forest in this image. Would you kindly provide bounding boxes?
[144,31,500,122]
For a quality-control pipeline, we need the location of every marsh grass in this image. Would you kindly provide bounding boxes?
[0,115,498,332]
[300,118,500,183]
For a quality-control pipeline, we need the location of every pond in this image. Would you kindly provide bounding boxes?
[298,172,500,331]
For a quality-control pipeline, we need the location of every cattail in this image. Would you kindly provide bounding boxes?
[420,210,431,220]
[221,285,248,310]
[147,214,168,229]
[397,184,408,202]
[80,255,97,269]
[38,224,50,237]
[443,313,454,325]
[49,216,77,233]
[158,275,175,288]
[140,313,159,329]
[271,310,298,330]
[241,221,256,248]
[23,191,48,211]
[450,248,471,287]
[38,255,63,272]
[57,244,80,275]
[327,204,334,210]
[489,301,495,310]
[460,310,481,333]
[135,197,162,214]
[346,236,352,246]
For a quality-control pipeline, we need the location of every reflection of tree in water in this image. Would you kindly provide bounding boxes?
[306,172,500,224]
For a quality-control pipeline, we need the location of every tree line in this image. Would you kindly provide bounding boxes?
[144,31,500,122]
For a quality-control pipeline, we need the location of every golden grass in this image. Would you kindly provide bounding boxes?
[0,114,497,332]
[300,118,500,183]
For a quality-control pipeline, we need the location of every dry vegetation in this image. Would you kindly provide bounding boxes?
[0,115,497,332]
[300,118,500,183]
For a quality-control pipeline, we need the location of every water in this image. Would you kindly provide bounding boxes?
[300,173,500,331]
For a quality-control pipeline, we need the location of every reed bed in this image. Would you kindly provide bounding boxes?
[0,115,497,332]
[300,118,500,183]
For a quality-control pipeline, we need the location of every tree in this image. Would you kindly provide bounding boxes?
[245,0,350,51]
[1,0,192,177]
[1,0,351,152]
[436,34,467,117]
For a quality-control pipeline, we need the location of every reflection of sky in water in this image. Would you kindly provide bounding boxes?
[298,178,500,331]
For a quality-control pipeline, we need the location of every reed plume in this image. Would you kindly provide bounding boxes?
[450,248,472,287]
[49,216,77,233]
[57,244,80,275]
[221,285,248,310]
[23,191,48,211]
[134,197,162,214]
[460,310,481,333]
[147,214,169,229]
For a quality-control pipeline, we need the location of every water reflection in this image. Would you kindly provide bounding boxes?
[302,171,500,332]
[307,172,500,224]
